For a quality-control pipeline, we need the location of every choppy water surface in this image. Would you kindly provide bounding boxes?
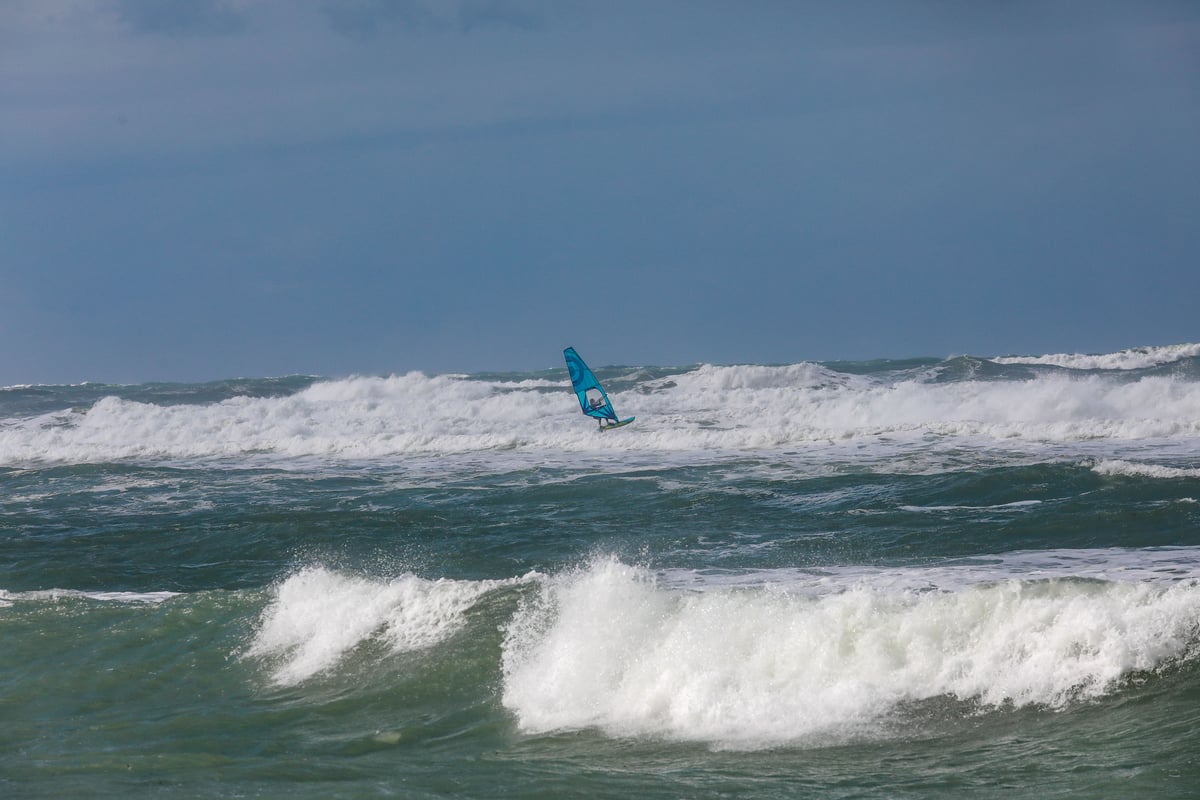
[3,345,1199,798]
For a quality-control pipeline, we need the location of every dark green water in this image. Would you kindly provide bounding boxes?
[3,351,1200,797]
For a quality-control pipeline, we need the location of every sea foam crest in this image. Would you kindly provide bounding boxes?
[501,558,1200,749]
[4,351,1200,465]
[0,588,179,608]
[992,343,1200,370]
[632,368,1200,445]
[1090,460,1200,479]
[248,566,529,685]
[0,372,564,464]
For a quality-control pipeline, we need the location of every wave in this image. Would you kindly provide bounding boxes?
[899,500,1043,513]
[0,588,179,608]
[501,555,1200,749]
[1090,459,1200,479]
[991,343,1200,371]
[2,346,1200,466]
[50,549,1183,748]
[247,566,536,686]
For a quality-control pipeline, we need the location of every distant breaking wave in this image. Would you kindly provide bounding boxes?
[991,343,1200,370]
[1,344,1199,466]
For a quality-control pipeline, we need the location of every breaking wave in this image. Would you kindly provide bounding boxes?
[248,566,534,685]
[501,555,1200,748]
[2,344,1199,466]
[991,343,1200,371]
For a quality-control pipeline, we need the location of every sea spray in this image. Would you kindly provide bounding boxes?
[501,557,1200,749]
[249,566,533,685]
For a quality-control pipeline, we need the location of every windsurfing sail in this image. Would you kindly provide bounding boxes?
[564,347,633,429]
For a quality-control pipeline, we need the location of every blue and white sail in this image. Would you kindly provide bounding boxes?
[564,347,634,430]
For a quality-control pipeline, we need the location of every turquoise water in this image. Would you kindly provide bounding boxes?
[3,347,1200,798]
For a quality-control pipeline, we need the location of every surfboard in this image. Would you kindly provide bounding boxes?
[564,347,634,431]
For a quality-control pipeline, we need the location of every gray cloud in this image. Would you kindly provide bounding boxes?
[111,0,247,37]
[319,0,542,37]
[2,1,1199,380]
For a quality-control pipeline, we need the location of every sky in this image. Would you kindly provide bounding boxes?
[2,0,1198,383]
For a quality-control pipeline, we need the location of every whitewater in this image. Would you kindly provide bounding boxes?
[2,343,1199,799]
[4,344,1200,465]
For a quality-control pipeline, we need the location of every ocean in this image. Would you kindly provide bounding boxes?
[3,344,1200,799]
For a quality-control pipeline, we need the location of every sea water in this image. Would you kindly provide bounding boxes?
[2,345,1199,798]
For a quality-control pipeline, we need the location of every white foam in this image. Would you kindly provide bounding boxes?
[79,590,180,603]
[2,355,1200,467]
[899,500,1042,513]
[0,588,179,607]
[664,548,1200,592]
[248,566,533,685]
[1091,459,1200,479]
[992,343,1200,370]
[501,555,1200,749]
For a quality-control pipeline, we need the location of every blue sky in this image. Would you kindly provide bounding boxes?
[2,1,1198,383]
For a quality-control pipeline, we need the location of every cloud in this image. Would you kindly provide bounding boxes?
[4,0,1197,178]
[319,0,542,37]
[2,1,1199,381]
[112,0,247,37]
